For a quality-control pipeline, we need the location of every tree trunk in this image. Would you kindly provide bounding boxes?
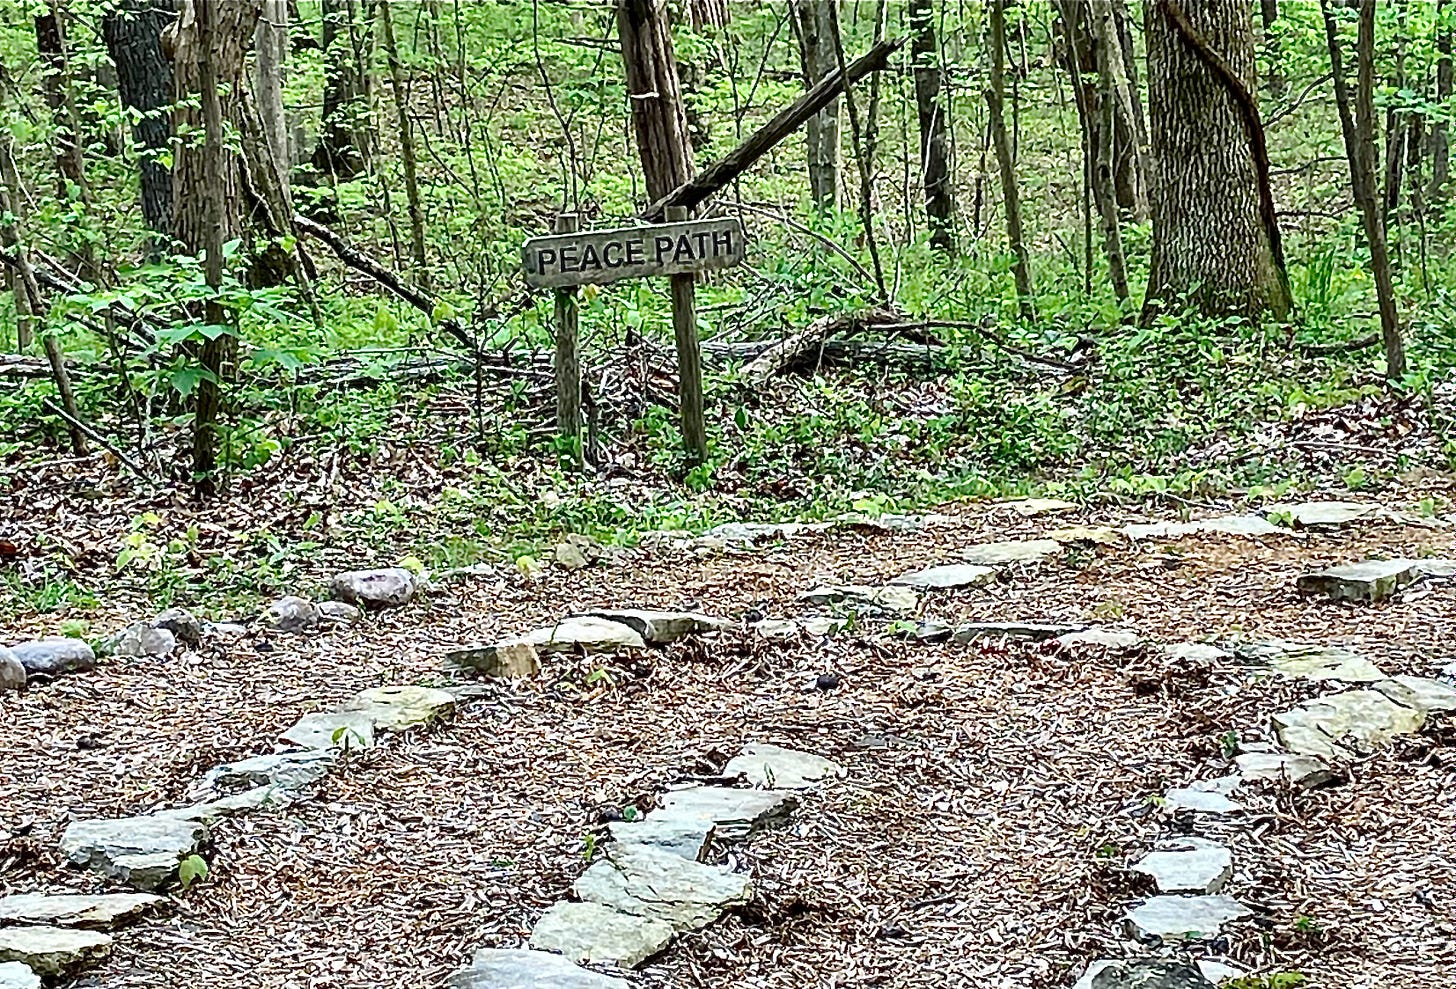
[173,0,262,494]
[312,0,367,181]
[1089,2,1130,300]
[378,0,428,291]
[987,0,1034,321]
[34,3,89,204]
[617,0,695,202]
[1143,0,1291,322]
[253,0,289,198]
[687,0,729,32]
[1426,0,1451,200]
[791,0,840,213]
[103,0,174,246]
[1321,0,1406,381]
[909,0,954,253]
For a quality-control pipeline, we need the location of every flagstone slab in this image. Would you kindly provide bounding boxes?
[1122,515,1284,540]
[723,743,845,790]
[1265,501,1381,528]
[608,816,714,862]
[524,617,646,654]
[1055,628,1143,651]
[528,901,674,968]
[957,539,1063,566]
[1131,838,1232,894]
[1075,959,1236,989]
[1234,640,1385,683]
[1233,751,1335,788]
[572,844,752,931]
[954,621,1082,643]
[890,564,998,590]
[0,961,38,989]
[280,711,377,751]
[1274,688,1427,758]
[446,640,542,678]
[655,786,798,843]
[339,685,456,731]
[0,926,111,976]
[60,815,208,891]
[447,948,629,989]
[580,609,730,644]
[1297,559,1419,602]
[193,750,335,797]
[1373,675,1456,714]
[800,584,920,613]
[0,893,162,930]
[1125,894,1252,942]
[1001,498,1077,517]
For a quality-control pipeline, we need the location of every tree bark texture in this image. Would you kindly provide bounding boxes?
[254,0,289,197]
[1089,1,1130,300]
[909,0,954,253]
[35,3,89,203]
[103,0,174,242]
[617,0,695,203]
[687,0,729,32]
[791,0,840,212]
[1427,0,1451,199]
[987,0,1034,321]
[379,0,429,291]
[312,0,368,180]
[1143,0,1291,322]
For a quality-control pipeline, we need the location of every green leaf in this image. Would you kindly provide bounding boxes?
[177,854,209,891]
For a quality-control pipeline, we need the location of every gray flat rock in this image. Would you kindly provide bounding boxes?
[723,743,845,790]
[260,596,320,632]
[580,609,729,644]
[1001,498,1076,517]
[162,785,289,823]
[447,948,629,989]
[1054,628,1143,651]
[525,617,646,654]
[1048,525,1125,548]
[1266,501,1380,528]
[656,786,797,843]
[1415,558,1456,579]
[609,816,714,862]
[317,600,363,623]
[0,648,23,693]
[528,901,674,968]
[108,625,177,659]
[1125,894,1253,942]
[1163,775,1243,815]
[954,622,1082,644]
[1075,960,1243,989]
[329,567,417,609]
[1275,688,1426,758]
[280,711,377,751]
[1233,751,1334,788]
[890,564,998,590]
[1373,675,1456,713]
[957,539,1062,566]
[751,619,800,641]
[1122,515,1284,540]
[193,750,335,797]
[60,815,207,891]
[0,962,38,989]
[0,926,111,976]
[800,616,849,636]
[799,583,920,613]
[1131,838,1232,894]
[151,608,203,646]
[1297,559,1419,602]
[8,638,95,677]
[339,685,456,730]
[1081,959,1220,989]
[446,640,541,677]
[0,893,162,930]
[1234,639,1385,682]
[1162,642,1232,664]
[573,844,751,930]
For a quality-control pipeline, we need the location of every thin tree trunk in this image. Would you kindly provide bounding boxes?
[791,0,840,213]
[617,0,695,202]
[34,2,88,203]
[313,0,366,180]
[254,0,289,198]
[378,0,429,291]
[1089,1,1130,300]
[7,269,33,351]
[1104,0,1152,220]
[1321,0,1405,381]
[909,0,955,253]
[1426,0,1451,201]
[987,0,1034,321]
[103,0,174,247]
[826,0,887,299]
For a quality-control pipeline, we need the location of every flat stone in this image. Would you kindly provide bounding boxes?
[60,815,207,891]
[0,927,111,977]
[1001,498,1076,517]
[1235,639,1385,682]
[1122,515,1284,540]
[1079,960,1220,989]
[340,685,455,731]
[8,638,95,677]
[280,711,377,751]
[446,640,542,677]
[0,893,162,930]
[1373,675,1456,714]
[1297,559,1419,603]
[0,962,38,989]
[528,901,674,968]
[193,750,336,797]
[723,743,845,790]
[580,609,730,644]
[752,619,799,641]
[555,541,591,570]
[609,815,714,861]
[1274,688,1427,758]
[957,539,1062,566]
[573,844,752,931]
[954,621,1082,643]
[1054,628,1143,651]
[0,648,24,693]
[1266,501,1381,528]
[524,617,646,654]
[151,608,203,647]
[655,786,798,843]
[109,625,177,659]
[890,563,998,590]
[799,616,848,636]
[260,596,320,632]
[1048,525,1124,548]
[447,948,629,989]
[1131,838,1232,894]
[1234,751,1334,788]
[1162,642,1232,664]
[329,567,417,610]
[162,785,289,823]
[800,583,920,613]
[1125,894,1253,942]
[1163,787,1243,815]
[317,601,363,623]
[1415,558,1456,579]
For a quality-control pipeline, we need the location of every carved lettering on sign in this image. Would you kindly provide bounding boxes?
[522,218,747,288]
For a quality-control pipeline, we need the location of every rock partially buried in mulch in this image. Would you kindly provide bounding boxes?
[1131,837,1232,894]
[107,624,177,659]
[260,596,320,632]
[0,962,38,989]
[752,619,799,641]
[580,609,729,644]
[1080,959,1221,989]
[1001,498,1076,517]
[525,617,646,654]
[1233,750,1334,788]
[800,616,848,637]
[340,685,456,731]
[573,844,752,930]
[1297,558,1419,603]
[317,601,363,623]
[1161,642,1231,664]
[60,815,208,891]
[0,648,24,694]
[608,816,714,862]
[1234,639,1385,682]
[193,750,335,797]
[446,640,541,678]
[1265,500,1381,528]
[800,583,920,613]
[958,539,1062,566]
[889,563,997,590]
[724,743,845,790]
[150,608,203,647]
[9,639,95,677]
[161,785,291,824]
[1163,774,1243,815]
[1125,894,1252,942]
[329,567,418,610]
[1274,688,1426,759]
[1373,675,1456,713]
[0,893,162,930]
[280,711,377,751]
[1048,525,1124,548]
[0,926,111,977]
[528,901,675,968]
[1054,628,1143,652]
[447,948,629,989]
[955,621,1082,644]
[654,786,798,843]
[1122,515,1284,540]
[1416,558,1456,579]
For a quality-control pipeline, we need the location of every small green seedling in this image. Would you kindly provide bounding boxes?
[178,854,209,892]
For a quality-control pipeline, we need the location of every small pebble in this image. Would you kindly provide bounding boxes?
[815,673,840,691]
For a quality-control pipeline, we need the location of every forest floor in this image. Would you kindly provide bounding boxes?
[3,485,1456,989]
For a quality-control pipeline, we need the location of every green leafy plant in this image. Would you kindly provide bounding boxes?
[177,854,209,892]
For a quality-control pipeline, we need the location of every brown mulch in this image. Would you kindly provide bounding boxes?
[2,500,1455,989]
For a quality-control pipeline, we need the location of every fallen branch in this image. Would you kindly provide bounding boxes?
[704,337,947,370]
[741,306,901,383]
[40,398,158,485]
[1296,332,1380,356]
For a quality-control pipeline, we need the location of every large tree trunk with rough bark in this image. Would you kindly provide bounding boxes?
[617,0,695,202]
[103,0,174,245]
[254,0,289,197]
[791,0,840,213]
[909,0,954,253]
[1143,0,1291,322]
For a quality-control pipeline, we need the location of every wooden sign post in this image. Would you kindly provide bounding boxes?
[523,214,745,464]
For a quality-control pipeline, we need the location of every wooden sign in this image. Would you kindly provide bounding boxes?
[523,217,746,289]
